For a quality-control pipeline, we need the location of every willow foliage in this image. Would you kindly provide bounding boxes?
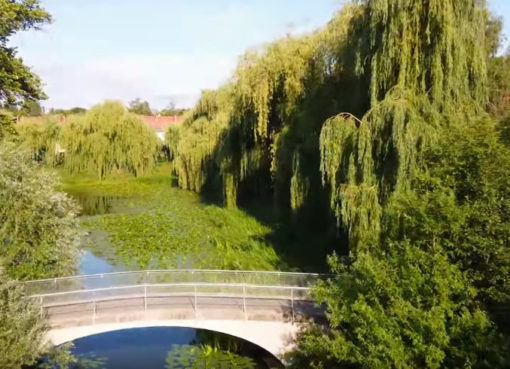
[168,0,510,366]
[318,0,491,250]
[16,117,62,165]
[167,88,232,195]
[358,0,488,108]
[61,101,160,179]
[168,31,331,208]
[235,36,317,139]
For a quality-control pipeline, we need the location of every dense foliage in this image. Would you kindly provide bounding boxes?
[0,0,50,138]
[61,101,160,179]
[0,143,80,279]
[16,116,63,164]
[0,274,46,368]
[0,3,82,369]
[166,0,510,367]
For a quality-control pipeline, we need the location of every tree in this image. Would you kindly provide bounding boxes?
[61,100,161,179]
[0,3,80,368]
[0,0,50,105]
[160,100,187,116]
[288,248,507,369]
[488,51,510,142]
[0,143,80,279]
[0,272,79,369]
[0,274,47,368]
[0,143,80,368]
[16,117,62,164]
[128,98,152,115]
[0,0,50,138]
[0,108,15,140]
[49,107,87,115]
[168,0,510,367]
[20,99,43,116]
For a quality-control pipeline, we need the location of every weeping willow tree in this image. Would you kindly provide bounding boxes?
[169,0,510,366]
[288,0,510,367]
[318,0,489,250]
[61,101,160,179]
[168,32,332,209]
[167,88,233,195]
[15,117,63,165]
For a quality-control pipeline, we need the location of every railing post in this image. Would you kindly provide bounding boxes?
[291,288,295,325]
[144,285,147,313]
[92,297,96,325]
[194,284,198,320]
[243,284,247,320]
[145,271,149,315]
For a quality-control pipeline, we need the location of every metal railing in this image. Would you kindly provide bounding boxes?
[25,270,324,324]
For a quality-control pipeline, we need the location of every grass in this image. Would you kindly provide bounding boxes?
[59,163,282,271]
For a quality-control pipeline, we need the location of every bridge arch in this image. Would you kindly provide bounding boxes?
[47,320,299,359]
[25,270,323,360]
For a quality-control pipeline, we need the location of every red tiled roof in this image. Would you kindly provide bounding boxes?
[140,115,184,132]
[19,114,184,132]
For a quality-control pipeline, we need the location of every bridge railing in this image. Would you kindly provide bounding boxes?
[24,269,322,296]
[24,270,326,325]
[24,270,323,303]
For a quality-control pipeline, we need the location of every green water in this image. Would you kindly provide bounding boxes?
[61,165,284,274]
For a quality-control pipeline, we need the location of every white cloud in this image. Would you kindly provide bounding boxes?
[12,0,340,110]
[35,52,237,110]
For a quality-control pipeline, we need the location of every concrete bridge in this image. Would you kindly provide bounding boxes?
[25,270,324,361]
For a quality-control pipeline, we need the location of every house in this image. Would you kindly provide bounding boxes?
[140,115,184,141]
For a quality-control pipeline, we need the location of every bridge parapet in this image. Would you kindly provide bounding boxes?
[24,270,326,359]
[25,269,321,295]
[25,270,324,328]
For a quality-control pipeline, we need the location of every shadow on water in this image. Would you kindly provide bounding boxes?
[66,327,283,369]
[69,193,120,216]
[239,198,346,273]
[197,180,340,272]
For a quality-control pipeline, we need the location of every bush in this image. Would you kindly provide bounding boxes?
[0,143,80,279]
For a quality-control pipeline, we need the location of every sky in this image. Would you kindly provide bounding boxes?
[11,0,510,111]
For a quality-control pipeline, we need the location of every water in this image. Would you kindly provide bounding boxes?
[69,327,281,369]
[69,191,128,275]
[78,250,124,275]
[72,193,118,216]
[67,190,283,369]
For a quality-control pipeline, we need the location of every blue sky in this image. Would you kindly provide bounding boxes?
[11,0,510,111]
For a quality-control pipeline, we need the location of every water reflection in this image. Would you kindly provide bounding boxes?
[166,345,256,369]
[70,193,117,216]
[67,328,281,369]
[78,251,124,275]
